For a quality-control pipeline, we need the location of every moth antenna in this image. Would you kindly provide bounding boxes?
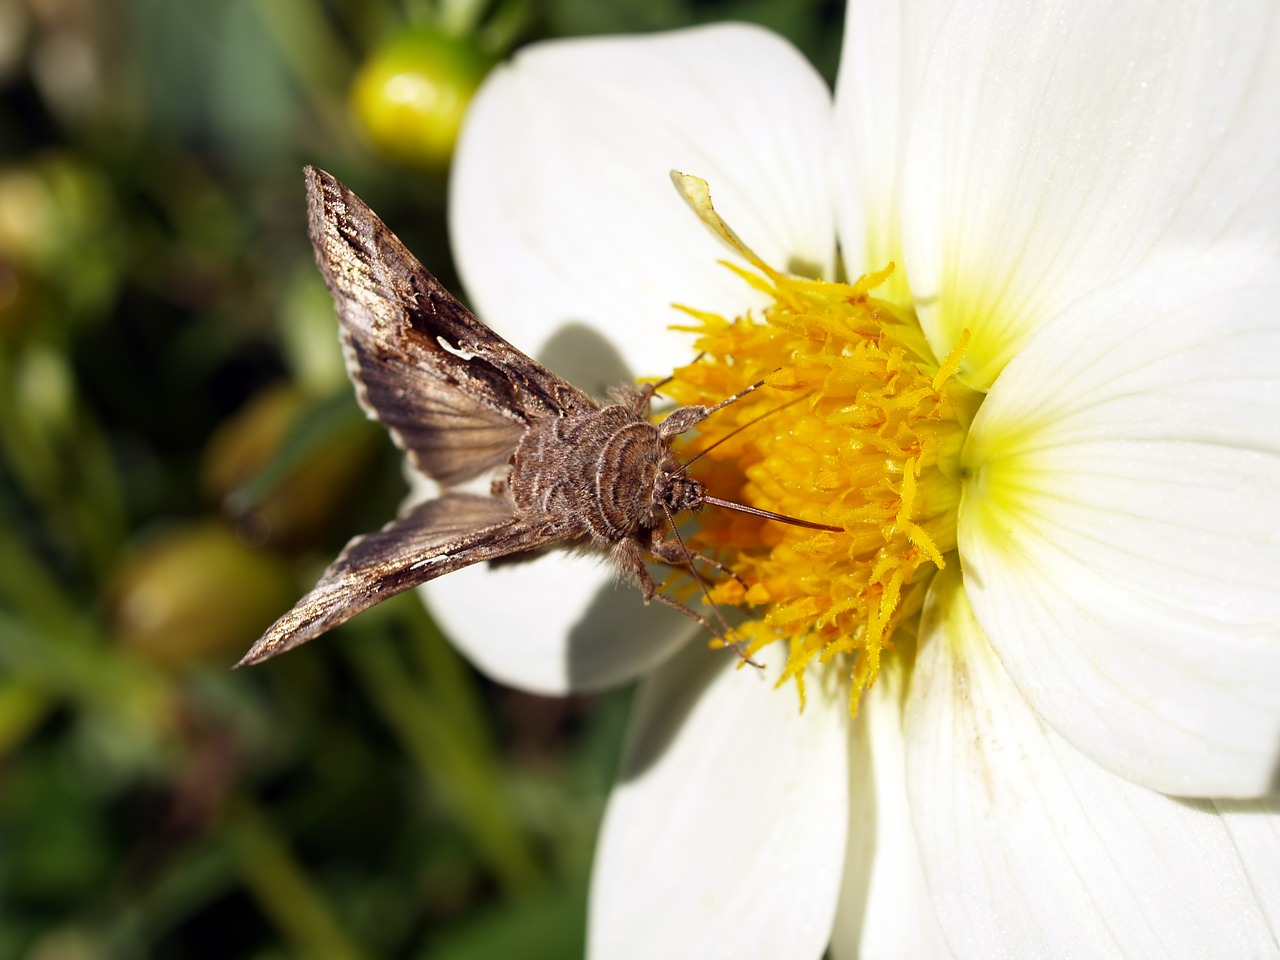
[679,392,810,473]
[647,351,707,397]
[702,377,768,417]
[661,504,763,669]
[702,496,843,532]
[675,388,840,532]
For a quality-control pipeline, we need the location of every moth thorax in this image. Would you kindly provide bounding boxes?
[659,471,705,513]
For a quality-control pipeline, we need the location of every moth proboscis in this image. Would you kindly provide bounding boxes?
[235,167,838,670]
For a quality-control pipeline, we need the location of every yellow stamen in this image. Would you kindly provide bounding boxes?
[666,174,980,711]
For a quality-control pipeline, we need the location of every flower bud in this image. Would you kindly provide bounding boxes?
[106,523,295,669]
[202,384,381,549]
[350,28,492,170]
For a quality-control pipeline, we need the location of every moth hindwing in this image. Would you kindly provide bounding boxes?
[236,167,733,667]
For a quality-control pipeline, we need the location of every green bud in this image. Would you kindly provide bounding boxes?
[106,523,294,669]
[202,384,381,549]
[350,28,492,170]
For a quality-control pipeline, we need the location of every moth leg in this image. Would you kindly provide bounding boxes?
[649,588,763,669]
[617,532,761,668]
[648,535,747,591]
[613,535,661,600]
[645,351,704,398]
[611,352,709,416]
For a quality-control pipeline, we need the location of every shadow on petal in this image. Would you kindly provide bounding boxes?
[537,321,635,398]
[564,574,696,694]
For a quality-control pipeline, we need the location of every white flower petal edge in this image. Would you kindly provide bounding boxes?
[832,0,954,306]
[450,24,837,382]
[419,554,698,695]
[959,251,1280,797]
[1214,795,1280,936]
[829,654,952,960]
[899,0,1280,388]
[589,642,848,959]
[907,568,1280,958]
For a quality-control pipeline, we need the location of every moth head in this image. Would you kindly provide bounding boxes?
[658,468,705,514]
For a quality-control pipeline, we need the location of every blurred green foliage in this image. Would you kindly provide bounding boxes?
[0,0,840,956]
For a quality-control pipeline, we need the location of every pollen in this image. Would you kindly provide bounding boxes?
[664,174,980,711]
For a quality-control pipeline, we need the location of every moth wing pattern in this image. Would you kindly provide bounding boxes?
[341,334,523,485]
[305,166,596,484]
[237,493,563,666]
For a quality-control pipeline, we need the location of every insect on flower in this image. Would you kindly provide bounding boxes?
[236,167,837,669]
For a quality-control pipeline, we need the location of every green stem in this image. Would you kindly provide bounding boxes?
[345,617,541,894]
[250,0,354,142]
[228,797,373,960]
[436,0,489,37]
[0,681,53,757]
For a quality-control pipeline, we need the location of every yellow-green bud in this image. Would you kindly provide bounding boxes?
[350,28,492,170]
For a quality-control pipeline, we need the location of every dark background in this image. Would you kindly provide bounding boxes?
[0,1,840,956]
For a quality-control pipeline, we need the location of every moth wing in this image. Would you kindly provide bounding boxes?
[342,333,522,485]
[305,166,596,484]
[236,493,564,666]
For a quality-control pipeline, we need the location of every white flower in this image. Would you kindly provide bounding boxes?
[426,3,1280,956]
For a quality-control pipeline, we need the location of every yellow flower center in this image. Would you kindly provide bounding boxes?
[663,175,981,710]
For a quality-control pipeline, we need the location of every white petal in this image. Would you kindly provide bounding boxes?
[832,0,953,305]
[418,552,697,695]
[899,0,1280,388]
[830,653,952,960]
[1214,796,1280,937]
[589,642,848,959]
[907,569,1280,959]
[451,24,837,381]
[960,252,1280,796]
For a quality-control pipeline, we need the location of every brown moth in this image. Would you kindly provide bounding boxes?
[236,167,832,669]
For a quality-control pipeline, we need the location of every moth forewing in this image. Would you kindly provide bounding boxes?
[304,166,594,429]
[238,167,762,669]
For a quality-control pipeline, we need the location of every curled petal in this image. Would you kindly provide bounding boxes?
[418,553,697,695]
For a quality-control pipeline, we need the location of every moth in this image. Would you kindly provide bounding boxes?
[236,167,833,668]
